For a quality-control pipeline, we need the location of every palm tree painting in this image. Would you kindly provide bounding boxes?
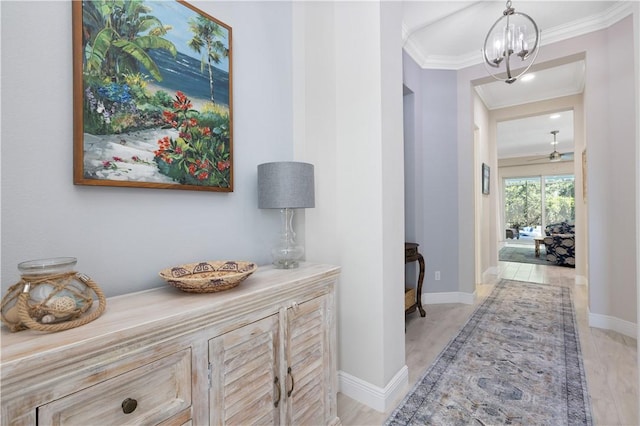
[188,16,229,104]
[73,0,233,192]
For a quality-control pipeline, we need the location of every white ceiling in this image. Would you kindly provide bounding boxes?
[401,0,634,159]
[497,110,574,160]
[402,1,629,70]
[474,60,586,111]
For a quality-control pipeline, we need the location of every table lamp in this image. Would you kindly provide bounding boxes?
[258,162,315,269]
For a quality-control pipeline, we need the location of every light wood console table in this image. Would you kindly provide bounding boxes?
[1,263,341,426]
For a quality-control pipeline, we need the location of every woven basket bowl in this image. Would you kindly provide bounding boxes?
[159,261,257,293]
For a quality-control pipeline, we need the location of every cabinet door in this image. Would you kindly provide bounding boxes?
[285,295,331,425]
[209,314,280,425]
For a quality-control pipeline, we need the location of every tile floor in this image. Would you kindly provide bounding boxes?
[337,260,639,425]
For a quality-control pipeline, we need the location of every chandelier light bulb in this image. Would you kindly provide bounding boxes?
[505,24,515,53]
[492,34,503,64]
[482,0,540,84]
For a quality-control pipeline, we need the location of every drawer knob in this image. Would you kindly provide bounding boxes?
[121,398,138,414]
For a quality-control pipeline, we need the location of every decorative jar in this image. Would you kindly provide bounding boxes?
[1,257,106,332]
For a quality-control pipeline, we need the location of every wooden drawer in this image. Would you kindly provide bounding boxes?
[37,348,192,425]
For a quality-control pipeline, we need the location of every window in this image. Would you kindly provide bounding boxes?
[504,174,574,238]
[544,174,575,225]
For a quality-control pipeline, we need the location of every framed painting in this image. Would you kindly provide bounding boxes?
[73,0,233,192]
[482,163,490,195]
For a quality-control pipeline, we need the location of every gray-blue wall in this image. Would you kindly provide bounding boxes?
[1,1,294,296]
[403,52,459,294]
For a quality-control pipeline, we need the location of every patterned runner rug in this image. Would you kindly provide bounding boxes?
[499,246,548,266]
[386,279,592,425]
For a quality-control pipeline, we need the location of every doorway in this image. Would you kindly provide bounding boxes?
[503,174,575,241]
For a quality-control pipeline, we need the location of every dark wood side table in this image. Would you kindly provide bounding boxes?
[405,242,426,317]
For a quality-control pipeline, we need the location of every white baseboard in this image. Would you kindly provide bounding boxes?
[575,274,587,285]
[338,365,408,413]
[484,266,499,282]
[588,310,637,338]
[422,291,476,305]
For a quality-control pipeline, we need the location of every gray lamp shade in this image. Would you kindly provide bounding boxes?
[258,162,315,209]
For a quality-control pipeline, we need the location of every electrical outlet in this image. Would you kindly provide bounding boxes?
[435,271,441,281]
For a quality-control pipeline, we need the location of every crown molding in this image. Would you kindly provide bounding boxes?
[401,22,410,43]
[416,51,484,70]
[541,1,633,46]
[402,35,429,67]
[476,86,585,111]
[404,2,634,70]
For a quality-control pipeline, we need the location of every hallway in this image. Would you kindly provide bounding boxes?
[337,261,638,425]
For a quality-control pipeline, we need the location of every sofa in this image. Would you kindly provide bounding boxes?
[543,222,575,267]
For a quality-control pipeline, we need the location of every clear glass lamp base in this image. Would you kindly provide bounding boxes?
[272,208,304,269]
[273,258,301,269]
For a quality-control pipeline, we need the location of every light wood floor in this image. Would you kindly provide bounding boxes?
[337,260,638,425]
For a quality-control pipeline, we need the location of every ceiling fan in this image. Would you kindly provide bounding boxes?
[528,130,574,162]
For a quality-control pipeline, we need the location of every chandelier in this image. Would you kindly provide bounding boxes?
[482,0,540,84]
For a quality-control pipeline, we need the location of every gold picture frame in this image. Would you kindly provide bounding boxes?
[482,163,490,195]
[582,148,587,201]
[73,1,233,192]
